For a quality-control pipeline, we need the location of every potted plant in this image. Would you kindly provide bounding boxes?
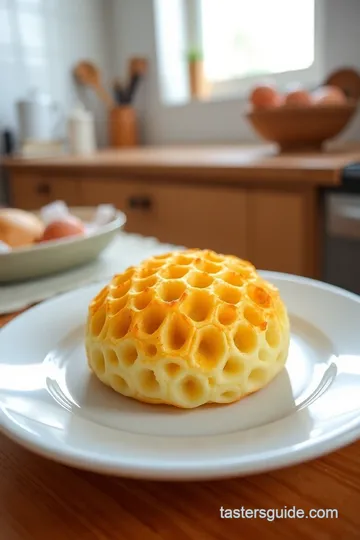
[187,48,207,99]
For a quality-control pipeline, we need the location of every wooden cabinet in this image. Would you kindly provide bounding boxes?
[6,171,318,278]
[81,179,248,258]
[9,175,82,210]
[247,190,307,276]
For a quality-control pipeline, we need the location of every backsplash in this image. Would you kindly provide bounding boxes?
[0,0,112,150]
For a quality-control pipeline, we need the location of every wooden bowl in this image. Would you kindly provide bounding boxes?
[246,103,357,152]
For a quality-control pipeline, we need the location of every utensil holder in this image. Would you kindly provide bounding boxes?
[109,106,138,148]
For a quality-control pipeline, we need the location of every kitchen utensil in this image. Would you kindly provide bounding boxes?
[109,106,137,147]
[125,73,141,104]
[129,57,148,77]
[113,79,126,105]
[73,61,114,108]
[111,58,148,106]
[124,57,148,104]
[16,89,61,142]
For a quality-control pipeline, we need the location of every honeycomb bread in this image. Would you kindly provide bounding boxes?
[85,249,290,409]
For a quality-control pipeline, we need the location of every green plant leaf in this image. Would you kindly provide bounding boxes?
[186,48,203,62]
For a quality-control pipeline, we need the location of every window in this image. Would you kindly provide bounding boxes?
[199,0,315,82]
[154,0,324,104]
[185,0,323,97]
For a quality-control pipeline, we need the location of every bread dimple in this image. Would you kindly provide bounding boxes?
[85,249,290,409]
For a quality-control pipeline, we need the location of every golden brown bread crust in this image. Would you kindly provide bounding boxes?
[85,249,290,409]
[0,208,44,248]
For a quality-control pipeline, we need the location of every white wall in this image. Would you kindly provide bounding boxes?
[1,0,359,177]
[0,0,113,202]
[110,0,360,145]
[108,0,157,145]
[322,0,360,141]
[0,0,112,146]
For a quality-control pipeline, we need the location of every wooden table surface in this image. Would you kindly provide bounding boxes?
[1,310,360,540]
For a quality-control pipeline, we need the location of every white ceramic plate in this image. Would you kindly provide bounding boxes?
[0,207,126,283]
[0,272,360,481]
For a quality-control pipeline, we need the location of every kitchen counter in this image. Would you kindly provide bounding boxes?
[4,143,360,185]
[3,143,360,280]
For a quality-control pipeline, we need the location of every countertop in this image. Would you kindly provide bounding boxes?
[0,312,359,540]
[4,143,360,186]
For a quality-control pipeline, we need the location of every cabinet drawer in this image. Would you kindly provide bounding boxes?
[9,175,82,210]
[248,190,306,275]
[82,179,248,257]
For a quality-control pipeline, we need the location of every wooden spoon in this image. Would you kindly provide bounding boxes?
[73,61,114,108]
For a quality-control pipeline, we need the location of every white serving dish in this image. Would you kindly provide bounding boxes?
[0,272,359,480]
[0,207,126,283]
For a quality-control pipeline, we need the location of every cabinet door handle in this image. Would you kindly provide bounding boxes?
[141,196,152,210]
[37,183,50,195]
[127,195,152,210]
[128,196,139,209]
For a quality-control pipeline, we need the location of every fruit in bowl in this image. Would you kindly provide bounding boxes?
[0,208,45,248]
[312,85,347,105]
[249,82,349,112]
[0,205,87,250]
[0,203,126,282]
[246,80,357,151]
[284,89,313,107]
[249,84,283,109]
[40,215,86,242]
[0,201,119,251]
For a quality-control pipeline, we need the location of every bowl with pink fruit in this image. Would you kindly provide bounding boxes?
[246,68,360,152]
[0,202,126,282]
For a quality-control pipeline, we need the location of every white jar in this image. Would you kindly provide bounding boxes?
[67,103,97,155]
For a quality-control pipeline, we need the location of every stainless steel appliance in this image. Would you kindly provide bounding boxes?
[16,89,60,143]
[324,163,360,295]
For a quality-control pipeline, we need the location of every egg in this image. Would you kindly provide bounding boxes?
[249,85,282,109]
[41,216,85,242]
[312,85,347,105]
[285,89,313,106]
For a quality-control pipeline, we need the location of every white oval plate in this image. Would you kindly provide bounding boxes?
[0,272,359,480]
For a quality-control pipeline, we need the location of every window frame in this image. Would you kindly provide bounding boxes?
[184,0,326,99]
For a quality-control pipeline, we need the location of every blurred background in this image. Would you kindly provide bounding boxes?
[1,0,359,158]
[1,0,360,294]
